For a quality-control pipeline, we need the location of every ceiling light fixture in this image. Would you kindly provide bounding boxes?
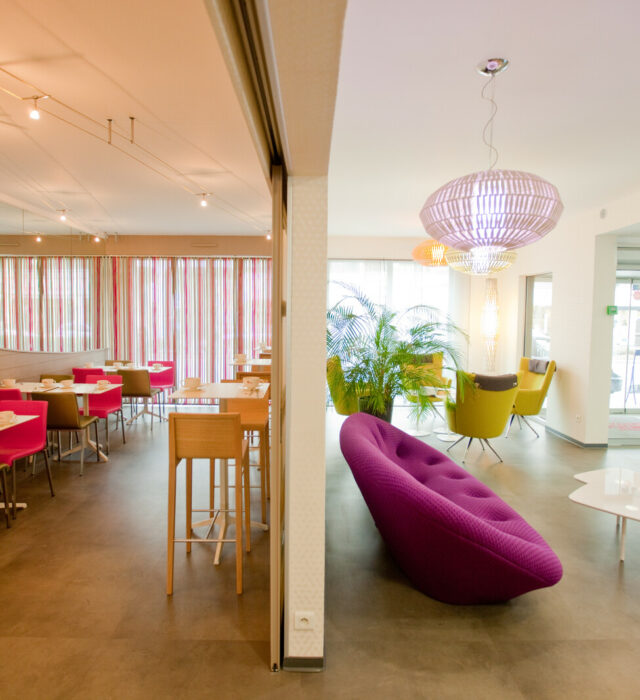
[35,235,42,243]
[26,94,48,120]
[58,209,67,221]
[419,58,563,274]
[412,239,448,267]
[93,236,101,243]
[266,232,272,240]
[445,247,516,276]
[199,193,208,207]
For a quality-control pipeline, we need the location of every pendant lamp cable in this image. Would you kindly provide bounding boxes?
[481,73,499,170]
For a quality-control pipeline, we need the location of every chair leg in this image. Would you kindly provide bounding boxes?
[119,409,126,444]
[42,448,54,497]
[105,416,110,455]
[167,460,177,595]
[259,428,267,524]
[94,422,100,461]
[244,456,251,553]
[521,416,540,438]
[236,455,245,594]
[57,431,62,462]
[0,467,11,528]
[446,435,465,452]
[462,437,474,463]
[506,414,515,437]
[79,430,86,476]
[483,439,504,463]
[185,458,192,553]
[209,459,215,516]
[11,464,17,519]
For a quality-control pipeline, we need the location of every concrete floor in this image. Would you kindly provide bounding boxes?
[2,407,640,698]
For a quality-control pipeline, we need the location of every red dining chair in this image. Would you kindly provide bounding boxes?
[80,374,126,454]
[149,360,175,419]
[0,399,53,519]
[0,388,23,401]
[73,367,105,383]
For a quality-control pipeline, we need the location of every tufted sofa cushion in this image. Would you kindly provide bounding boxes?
[339,413,563,604]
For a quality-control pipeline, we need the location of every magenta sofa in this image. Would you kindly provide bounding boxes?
[339,413,563,604]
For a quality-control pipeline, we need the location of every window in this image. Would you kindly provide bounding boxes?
[524,273,552,359]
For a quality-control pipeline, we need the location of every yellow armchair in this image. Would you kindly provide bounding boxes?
[510,358,556,437]
[446,372,519,463]
[327,356,359,416]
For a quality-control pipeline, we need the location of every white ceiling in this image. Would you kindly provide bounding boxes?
[0,0,271,236]
[329,0,640,237]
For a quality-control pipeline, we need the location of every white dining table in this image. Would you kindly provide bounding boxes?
[0,414,38,511]
[15,382,119,462]
[168,381,270,564]
[92,365,167,374]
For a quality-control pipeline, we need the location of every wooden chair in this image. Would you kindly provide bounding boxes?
[117,369,161,428]
[0,463,10,528]
[167,413,250,595]
[259,352,271,359]
[39,374,73,383]
[105,359,130,366]
[32,392,99,476]
[236,370,271,382]
[222,381,270,525]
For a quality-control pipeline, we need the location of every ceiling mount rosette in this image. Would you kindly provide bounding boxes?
[445,246,516,276]
[419,169,564,252]
[412,239,449,266]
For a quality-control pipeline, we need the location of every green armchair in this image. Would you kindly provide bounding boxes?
[446,372,519,463]
[509,357,556,437]
[327,356,359,416]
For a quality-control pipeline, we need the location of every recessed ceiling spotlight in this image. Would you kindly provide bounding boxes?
[93,236,101,243]
[35,235,42,243]
[199,193,208,207]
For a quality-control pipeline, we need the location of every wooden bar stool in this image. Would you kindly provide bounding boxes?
[167,412,250,595]
[222,382,270,527]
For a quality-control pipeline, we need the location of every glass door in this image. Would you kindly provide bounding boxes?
[523,274,552,359]
[610,277,640,413]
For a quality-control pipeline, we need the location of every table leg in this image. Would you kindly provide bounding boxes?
[620,517,627,562]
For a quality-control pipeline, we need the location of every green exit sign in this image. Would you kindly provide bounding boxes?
[607,305,618,315]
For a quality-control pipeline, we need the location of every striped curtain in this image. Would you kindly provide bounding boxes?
[106,257,272,383]
[0,256,272,384]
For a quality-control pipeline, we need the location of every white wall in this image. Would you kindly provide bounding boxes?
[284,176,328,661]
[467,187,640,445]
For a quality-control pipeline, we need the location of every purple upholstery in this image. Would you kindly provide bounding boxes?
[339,413,563,604]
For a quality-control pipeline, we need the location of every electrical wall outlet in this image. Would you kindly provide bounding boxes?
[294,611,315,630]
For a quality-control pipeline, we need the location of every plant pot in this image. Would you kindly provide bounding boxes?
[358,396,394,422]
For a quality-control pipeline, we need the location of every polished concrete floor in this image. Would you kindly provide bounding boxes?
[2,407,640,698]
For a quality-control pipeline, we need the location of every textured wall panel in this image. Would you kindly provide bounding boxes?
[284,176,327,658]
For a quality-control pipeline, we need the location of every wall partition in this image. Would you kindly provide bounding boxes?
[0,255,271,383]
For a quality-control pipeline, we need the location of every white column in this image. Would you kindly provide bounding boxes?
[284,175,327,664]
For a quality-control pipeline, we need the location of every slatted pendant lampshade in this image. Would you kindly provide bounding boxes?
[445,247,516,276]
[412,239,448,267]
[419,169,563,252]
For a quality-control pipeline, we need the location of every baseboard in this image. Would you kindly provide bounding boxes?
[544,425,607,448]
[282,656,325,672]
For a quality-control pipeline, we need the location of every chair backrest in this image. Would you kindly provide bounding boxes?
[105,359,131,366]
[326,356,358,416]
[221,380,270,422]
[39,373,73,383]
[236,370,271,381]
[118,369,151,397]
[0,388,22,401]
[73,367,105,383]
[31,392,81,430]
[517,357,556,392]
[0,399,47,450]
[87,374,123,410]
[449,372,519,439]
[148,360,175,388]
[259,353,271,359]
[169,413,243,463]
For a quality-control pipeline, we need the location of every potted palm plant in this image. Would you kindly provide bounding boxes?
[326,283,466,422]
